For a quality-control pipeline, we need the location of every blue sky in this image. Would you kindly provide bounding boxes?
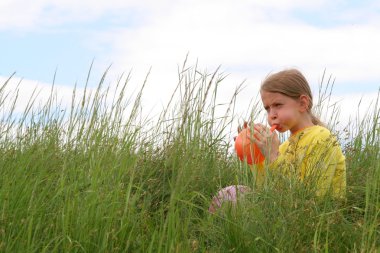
[0,0,379,125]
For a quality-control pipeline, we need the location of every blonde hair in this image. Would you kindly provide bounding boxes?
[260,69,324,126]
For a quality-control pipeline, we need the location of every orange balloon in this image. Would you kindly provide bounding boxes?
[234,128,264,165]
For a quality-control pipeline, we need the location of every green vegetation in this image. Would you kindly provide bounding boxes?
[0,62,379,252]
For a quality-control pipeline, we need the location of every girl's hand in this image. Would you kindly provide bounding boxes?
[238,121,248,133]
[251,123,280,163]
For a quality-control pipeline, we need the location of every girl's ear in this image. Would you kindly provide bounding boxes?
[298,95,310,112]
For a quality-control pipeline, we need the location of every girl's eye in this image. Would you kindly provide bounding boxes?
[264,103,282,112]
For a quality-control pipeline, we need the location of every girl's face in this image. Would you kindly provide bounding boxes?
[260,91,308,134]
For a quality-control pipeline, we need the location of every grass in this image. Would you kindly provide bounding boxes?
[0,61,379,252]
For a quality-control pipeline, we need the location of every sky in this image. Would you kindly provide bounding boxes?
[0,0,379,129]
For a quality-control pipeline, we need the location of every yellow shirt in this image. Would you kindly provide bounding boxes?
[261,125,346,198]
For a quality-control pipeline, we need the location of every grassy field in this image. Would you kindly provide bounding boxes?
[0,64,379,252]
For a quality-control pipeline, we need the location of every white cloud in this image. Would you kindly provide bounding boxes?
[0,75,76,114]
[0,0,177,31]
[95,1,380,104]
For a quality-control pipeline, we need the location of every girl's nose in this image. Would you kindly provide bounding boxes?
[269,111,277,120]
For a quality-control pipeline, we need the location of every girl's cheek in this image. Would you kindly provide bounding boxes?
[278,110,293,122]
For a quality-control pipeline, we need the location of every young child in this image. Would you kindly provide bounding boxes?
[253,68,346,199]
[209,68,346,213]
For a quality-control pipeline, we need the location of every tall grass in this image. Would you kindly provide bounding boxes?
[0,62,379,252]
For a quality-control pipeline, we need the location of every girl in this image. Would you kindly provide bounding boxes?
[209,68,346,213]
[253,68,346,199]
